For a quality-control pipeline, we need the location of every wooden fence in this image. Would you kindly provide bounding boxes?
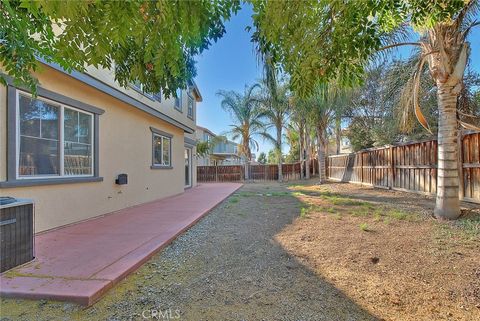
[327,131,480,204]
[197,159,318,183]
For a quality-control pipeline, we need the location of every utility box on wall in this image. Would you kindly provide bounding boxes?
[0,198,35,272]
[115,174,128,185]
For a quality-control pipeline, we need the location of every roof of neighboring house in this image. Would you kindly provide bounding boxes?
[196,125,217,137]
[188,80,203,102]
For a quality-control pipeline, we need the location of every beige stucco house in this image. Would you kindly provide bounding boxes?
[0,60,202,232]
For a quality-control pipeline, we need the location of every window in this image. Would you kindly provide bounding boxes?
[187,94,194,119]
[130,81,161,102]
[174,88,182,111]
[203,133,211,143]
[152,131,172,168]
[18,93,94,178]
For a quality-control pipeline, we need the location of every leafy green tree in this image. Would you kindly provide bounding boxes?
[196,135,227,158]
[284,124,300,164]
[257,152,267,164]
[252,0,479,219]
[1,0,240,96]
[217,84,268,161]
[267,149,281,164]
[345,59,480,150]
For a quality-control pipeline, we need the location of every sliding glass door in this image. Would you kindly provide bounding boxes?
[185,148,192,188]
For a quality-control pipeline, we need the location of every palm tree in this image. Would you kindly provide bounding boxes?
[258,60,290,181]
[382,2,480,219]
[298,83,349,183]
[217,84,267,165]
[289,98,309,179]
[252,0,480,220]
[284,123,300,163]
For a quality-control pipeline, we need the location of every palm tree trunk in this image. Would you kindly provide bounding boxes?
[427,32,469,220]
[316,124,327,183]
[299,121,305,179]
[311,135,316,176]
[434,81,461,219]
[305,123,311,179]
[335,117,341,155]
[277,124,283,182]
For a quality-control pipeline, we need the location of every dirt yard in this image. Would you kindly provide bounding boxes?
[1,180,479,321]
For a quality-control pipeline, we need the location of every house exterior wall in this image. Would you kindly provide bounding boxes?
[83,65,197,131]
[0,64,199,232]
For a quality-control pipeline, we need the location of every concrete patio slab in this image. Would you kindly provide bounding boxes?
[0,183,242,306]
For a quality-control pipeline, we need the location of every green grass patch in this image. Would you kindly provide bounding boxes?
[455,216,480,239]
[229,197,239,204]
[359,223,370,232]
[333,213,342,220]
[328,196,369,206]
[326,207,337,213]
[438,215,480,241]
[300,205,325,218]
[236,191,291,198]
[388,210,410,220]
[266,191,291,197]
[300,207,309,218]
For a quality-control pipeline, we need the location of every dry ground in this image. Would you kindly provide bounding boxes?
[283,181,480,321]
[0,180,479,321]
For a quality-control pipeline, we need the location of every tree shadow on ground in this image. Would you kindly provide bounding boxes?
[1,183,380,321]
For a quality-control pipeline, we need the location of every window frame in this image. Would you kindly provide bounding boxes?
[150,127,173,169]
[174,88,182,112]
[129,82,160,102]
[1,85,104,188]
[16,91,95,180]
[187,93,194,120]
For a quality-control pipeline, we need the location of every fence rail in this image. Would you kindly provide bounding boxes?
[327,131,480,204]
[197,160,318,183]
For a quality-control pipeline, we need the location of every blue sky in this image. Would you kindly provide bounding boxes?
[195,5,480,157]
[195,4,268,155]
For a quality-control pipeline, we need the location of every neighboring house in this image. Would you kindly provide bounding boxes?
[340,137,353,154]
[0,61,202,232]
[328,132,353,155]
[195,126,244,166]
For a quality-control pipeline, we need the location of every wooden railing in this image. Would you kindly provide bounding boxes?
[327,131,480,204]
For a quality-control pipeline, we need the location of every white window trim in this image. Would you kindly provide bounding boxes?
[187,93,194,119]
[152,133,172,168]
[16,90,95,180]
[174,89,182,112]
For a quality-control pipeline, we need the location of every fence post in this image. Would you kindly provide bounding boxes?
[389,146,394,189]
[458,130,464,200]
[215,165,218,182]
[360,152,364,184]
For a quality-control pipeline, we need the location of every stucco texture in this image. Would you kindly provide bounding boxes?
[0,65,195,232]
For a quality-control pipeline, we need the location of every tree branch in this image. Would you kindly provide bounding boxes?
[379,42,422,51]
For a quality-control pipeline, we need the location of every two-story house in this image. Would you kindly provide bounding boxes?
[195,126,244,166]
[0,60,201,232]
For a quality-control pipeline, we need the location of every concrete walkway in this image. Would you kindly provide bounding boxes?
[0,183,242,306]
